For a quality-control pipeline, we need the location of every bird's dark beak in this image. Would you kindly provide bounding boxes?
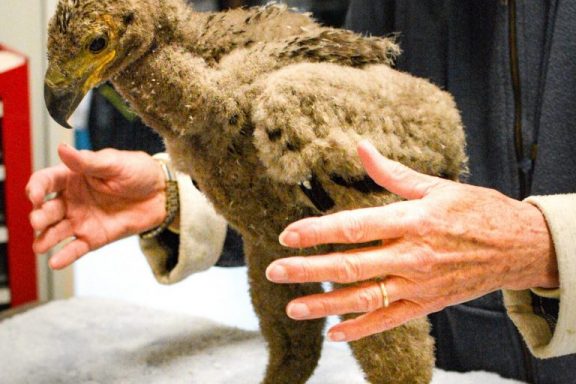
[44,65,86,129]
[44,83,82,129]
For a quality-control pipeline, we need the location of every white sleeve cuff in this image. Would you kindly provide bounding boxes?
[503,193,576,358]
[139,153,228,284]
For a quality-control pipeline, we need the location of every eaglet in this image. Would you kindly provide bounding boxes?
[44,1,467,383]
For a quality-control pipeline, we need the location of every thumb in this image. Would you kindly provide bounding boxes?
[357,140,445,200]
[58,143,120,179]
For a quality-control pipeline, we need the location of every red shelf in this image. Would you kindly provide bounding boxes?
[0,45,36,307]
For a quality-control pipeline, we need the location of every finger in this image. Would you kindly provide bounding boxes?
[33,220,74,254]
[279,202,420,248]
[29,198,66,232]
[58,143,120,178]
[327,300,426,342]
[26,165,70,207]
[267,247,410,284]
[49,239,91,270]
[286,279,402,320]
[357,140,445,200]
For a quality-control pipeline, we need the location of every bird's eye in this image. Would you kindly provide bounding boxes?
[88,36,108,53]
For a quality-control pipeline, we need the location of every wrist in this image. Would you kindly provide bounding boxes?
[155,157,167,192]
[523,201,559,289]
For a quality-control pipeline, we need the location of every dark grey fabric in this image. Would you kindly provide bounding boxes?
[87,85,165,154]
[346,1,575,382]
[216,227,245,267]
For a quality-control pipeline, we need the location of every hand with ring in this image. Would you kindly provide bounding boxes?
[265,141,559,343]
[378,280,389,309]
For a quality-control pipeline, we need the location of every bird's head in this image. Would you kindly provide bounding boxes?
[45,0,157,128]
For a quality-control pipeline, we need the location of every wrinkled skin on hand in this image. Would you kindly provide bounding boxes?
[266,141,559,342]
[27,144,167,269]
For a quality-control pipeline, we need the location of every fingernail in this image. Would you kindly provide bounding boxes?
[328,331,346,342]
[279,230,300,247]
[266,264,288,282]
[48,257,59,270]
[287,303,310,319]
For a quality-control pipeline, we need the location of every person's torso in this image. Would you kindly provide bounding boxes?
[346,1,576,382]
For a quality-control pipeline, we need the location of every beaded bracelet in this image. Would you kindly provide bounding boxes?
[139,160,180,239]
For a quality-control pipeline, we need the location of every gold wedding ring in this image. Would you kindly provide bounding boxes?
[378,280,389,308]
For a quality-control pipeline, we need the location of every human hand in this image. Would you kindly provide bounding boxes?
[266,141,559,342]
[27,144,167,269]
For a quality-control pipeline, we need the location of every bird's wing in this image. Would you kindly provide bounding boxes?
[252,63,465,213]
[193,5,398,68]
[193,4,319,64]
[270,29,400,68]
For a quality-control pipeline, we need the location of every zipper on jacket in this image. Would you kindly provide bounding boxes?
[508,1,535,382]
[508,0,531,199]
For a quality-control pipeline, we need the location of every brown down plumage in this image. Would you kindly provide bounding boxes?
[45,1,468,383]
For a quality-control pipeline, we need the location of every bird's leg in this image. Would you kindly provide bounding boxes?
[333,282,435,384]
[245,240,325,384]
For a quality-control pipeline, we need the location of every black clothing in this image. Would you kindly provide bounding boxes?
[346,1,575,382]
